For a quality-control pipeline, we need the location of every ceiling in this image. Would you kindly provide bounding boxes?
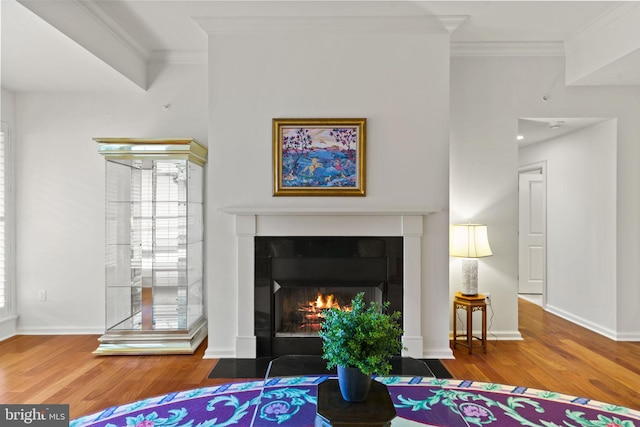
[1,1,637,144]
[518,118,610,147]
[1,1,627,92]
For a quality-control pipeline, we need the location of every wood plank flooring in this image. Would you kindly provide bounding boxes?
[442,297,640,410]
[0,298,638,420]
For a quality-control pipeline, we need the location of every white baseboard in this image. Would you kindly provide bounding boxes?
[402,335,424,358]
[0,315,18,341]
[545,304,617,340]
[613,331,640,341]
[203,348,237,359]
[423,348,454,359]
[488,330,524,340]
[235,336,257,358]
[16,326,104,335]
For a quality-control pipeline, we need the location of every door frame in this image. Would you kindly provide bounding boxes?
[518,161,547,307]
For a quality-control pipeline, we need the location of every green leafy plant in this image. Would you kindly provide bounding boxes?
[318,292,404,376]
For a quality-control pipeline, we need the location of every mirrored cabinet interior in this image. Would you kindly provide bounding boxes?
[94,138,207,355]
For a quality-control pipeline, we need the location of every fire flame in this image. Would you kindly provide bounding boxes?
[313,293,341,310]
[291,292,354,333]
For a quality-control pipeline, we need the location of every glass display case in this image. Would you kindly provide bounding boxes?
[94,138,207,355]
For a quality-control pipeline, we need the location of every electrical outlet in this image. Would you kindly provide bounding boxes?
[485,292,491,301]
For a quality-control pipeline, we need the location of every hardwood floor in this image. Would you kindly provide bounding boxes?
[0,298,638,420]
[442,297,640,410]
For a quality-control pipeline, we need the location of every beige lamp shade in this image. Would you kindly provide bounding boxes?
[450,224,493,258]
[450,224,492,295]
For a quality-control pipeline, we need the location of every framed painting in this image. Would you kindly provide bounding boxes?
[273,118,366,196]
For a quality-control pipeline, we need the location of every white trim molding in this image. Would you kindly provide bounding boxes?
[219,207,439,216]
[197,15,459,35]
[452,41,564,57]
[15,325,104,335]
[564,2,640,85]
[217,208,439,358]
[0,315,18,342]
[148,50,208,65]
[17,0,148,89]
[545,304,618,341]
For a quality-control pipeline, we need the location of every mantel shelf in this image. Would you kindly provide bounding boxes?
[218,207,440,216]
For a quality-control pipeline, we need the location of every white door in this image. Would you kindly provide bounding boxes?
[519,172,545,294]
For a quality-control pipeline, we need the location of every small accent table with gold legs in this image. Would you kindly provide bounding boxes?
[452,292,487,354]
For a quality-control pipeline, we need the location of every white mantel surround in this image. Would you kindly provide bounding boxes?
[220,207,439,359]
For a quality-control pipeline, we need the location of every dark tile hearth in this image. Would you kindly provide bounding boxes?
[207,357,273,379]
[208,355,452,379]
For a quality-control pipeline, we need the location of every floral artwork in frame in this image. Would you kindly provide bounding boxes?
[272,118,366,196]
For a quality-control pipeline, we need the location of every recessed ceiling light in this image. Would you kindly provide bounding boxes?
[517,135,524,141]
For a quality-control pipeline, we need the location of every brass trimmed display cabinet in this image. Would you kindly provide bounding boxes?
[94,138,207,355]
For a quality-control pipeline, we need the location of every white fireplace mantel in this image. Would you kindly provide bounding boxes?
[220,206,440,358]
[219,206,440,216]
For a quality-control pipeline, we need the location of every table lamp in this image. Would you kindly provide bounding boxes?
[450,224,493,295]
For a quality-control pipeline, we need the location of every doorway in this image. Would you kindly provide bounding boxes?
[517,117,613,311]
[518,163,546,307]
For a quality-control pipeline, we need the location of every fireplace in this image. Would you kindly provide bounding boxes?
[274,288,381,335]
[214,208,436,360]
[255,236,403,357]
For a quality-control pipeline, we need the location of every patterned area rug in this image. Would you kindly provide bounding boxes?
[71,376,640,427]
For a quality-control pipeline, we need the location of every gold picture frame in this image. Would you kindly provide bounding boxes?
[273,118,366,196]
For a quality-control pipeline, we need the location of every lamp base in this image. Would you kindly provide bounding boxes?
[461,258,478,296]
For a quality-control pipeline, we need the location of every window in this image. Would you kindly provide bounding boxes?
[0,122,9,314]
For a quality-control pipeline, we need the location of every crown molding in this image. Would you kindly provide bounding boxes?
[17,0,148,89]
[439,15,469,34]
[451,41,564,57]
[195,15,458,35]
[72,0,150,62]
[149,41,565,63]
[564,2,640,85]
[565,2,639,49]
[148,50,208,65]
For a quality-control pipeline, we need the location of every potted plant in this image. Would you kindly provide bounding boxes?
[318,292,404,402]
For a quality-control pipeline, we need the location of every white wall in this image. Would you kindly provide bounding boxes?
[0,88,18,339]
[450,57,522,340]
[451,55,640,341]
[6,36,640,348]
[520,121,617,336]
[12,63,207,333]
[1,89,16,124]
[205,27,452,357]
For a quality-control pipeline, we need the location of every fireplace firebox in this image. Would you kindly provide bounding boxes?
[255,237,403,357]
[274,286,382,336]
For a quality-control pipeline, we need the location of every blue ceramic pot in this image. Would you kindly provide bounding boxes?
[337,366,372,402]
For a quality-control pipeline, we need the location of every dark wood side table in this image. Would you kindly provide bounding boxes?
[315,379,396,427]
[452,292,487,354]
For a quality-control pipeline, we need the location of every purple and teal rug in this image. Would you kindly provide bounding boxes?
[71,376,640,427]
